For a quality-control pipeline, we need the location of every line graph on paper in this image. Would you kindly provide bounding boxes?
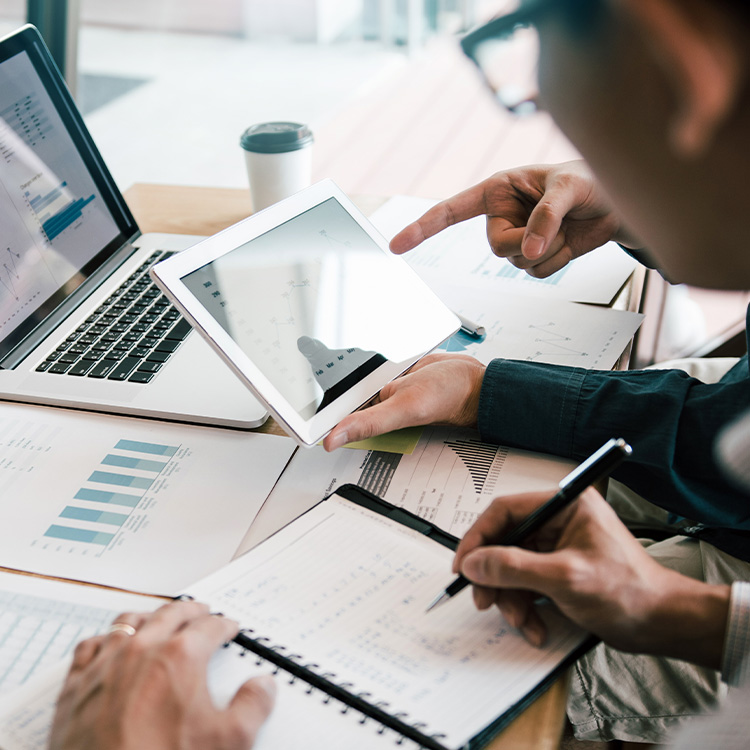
[526,322,590,362]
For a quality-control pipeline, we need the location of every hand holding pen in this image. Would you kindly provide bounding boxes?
[427,439,652,648]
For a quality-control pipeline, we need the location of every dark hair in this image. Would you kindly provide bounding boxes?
[710,0,750,25]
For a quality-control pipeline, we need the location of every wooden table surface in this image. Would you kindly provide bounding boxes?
[123,181,572,750]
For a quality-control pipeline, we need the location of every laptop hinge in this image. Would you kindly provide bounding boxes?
[0,236,142,370]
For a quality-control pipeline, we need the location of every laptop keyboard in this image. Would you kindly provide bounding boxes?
[35,250,191,384]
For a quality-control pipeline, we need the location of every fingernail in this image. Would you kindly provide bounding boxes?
[523,233,545,259]
[461,553,483,582]
[475,591,493,611]
[501,606,521,629]
[523,621,546,648]
[327,430,349,451]
[256,674,277,698]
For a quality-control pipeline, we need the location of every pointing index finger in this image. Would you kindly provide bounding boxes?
[389,181,490,254]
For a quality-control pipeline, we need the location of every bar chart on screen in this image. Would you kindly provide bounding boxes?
[0,49,123,295]
[23,180,95,242]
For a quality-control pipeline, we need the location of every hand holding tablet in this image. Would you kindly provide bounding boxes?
[150,180,459,446]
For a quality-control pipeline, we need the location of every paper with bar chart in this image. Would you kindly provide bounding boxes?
[369,195,638,305]
[238,426,575,554]
[0,402,295,593]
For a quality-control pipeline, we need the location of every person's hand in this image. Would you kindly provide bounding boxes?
[453,489,730,670]
[323,353,485,451]
[391,160,640,278]
[49,600,276,750]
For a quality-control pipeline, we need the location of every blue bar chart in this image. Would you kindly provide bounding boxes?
[24,180,96,241]
[43,439,178,548]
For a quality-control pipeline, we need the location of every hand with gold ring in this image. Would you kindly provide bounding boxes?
[107,622,137,637]
[49,600,276,750]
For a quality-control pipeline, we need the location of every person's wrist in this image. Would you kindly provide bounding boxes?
[459,361,486,427]
[638,572,730,670]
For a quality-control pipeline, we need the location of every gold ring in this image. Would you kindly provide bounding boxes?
[107,622,137,636]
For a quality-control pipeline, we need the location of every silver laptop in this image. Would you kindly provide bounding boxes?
[0,25,268,429]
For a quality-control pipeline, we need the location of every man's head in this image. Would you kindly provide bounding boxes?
[465,0,750,288]
[535,0,750,288]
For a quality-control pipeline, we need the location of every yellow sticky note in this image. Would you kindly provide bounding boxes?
[343,427,423,455]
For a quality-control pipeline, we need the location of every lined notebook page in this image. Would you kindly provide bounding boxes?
[187,495,586,748]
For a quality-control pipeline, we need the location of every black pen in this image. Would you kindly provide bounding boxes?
[425,437,633,613]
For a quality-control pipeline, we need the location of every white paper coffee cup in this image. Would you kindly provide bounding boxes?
[240,122,314,212]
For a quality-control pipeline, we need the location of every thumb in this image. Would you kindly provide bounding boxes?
[460,546,565,600]
[521,184,581,260]
[323,387,419,451]
[226,675,277,745]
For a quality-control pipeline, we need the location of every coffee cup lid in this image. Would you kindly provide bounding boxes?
[240,122,314,154]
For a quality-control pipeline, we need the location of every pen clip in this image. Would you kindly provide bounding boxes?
[558,438,631,491]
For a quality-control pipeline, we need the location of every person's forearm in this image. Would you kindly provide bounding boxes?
[636,574,730,671]
[478,358,750,543]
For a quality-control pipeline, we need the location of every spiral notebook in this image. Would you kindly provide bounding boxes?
[187,484,592,749]
[0,485,592,750]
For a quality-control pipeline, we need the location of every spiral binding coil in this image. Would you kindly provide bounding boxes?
[234,628,450,750]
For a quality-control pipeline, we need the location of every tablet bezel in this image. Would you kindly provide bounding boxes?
[150,179,460,446]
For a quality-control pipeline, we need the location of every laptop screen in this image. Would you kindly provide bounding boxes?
[0,26,138,359]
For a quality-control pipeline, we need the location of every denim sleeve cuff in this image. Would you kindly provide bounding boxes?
[722,581,750,687]
[477,359,587,458]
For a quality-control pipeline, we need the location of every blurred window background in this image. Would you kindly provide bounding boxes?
[0,0,486,190]
[1,0,746,365]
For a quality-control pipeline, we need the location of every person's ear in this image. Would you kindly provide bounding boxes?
[622,0,744,157]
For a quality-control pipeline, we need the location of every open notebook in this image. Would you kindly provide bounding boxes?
[0,485,592,750]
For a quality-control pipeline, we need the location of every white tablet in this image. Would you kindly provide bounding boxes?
[150,180,459,446]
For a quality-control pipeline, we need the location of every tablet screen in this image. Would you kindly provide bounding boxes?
[182,197,434,419]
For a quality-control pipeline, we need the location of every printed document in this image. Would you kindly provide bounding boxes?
[370,195,638,305]
[238,426,574,554]
[0,402,295,593]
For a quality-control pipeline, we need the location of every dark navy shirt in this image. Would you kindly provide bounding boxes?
[477,305,750,561]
